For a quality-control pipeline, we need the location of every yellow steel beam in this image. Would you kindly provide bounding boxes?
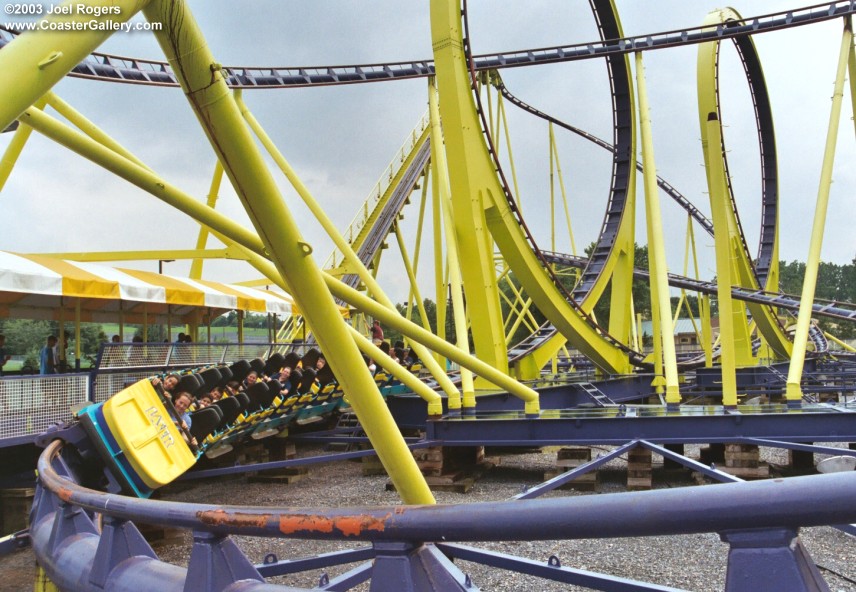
[20,107,265,251]
[635,52,681,406]
[393,222,432,334]
[324,272,540,414]
[430,149,448,367]
[143,0,433,504]
[430,0,508,372]
[697,8,790,361]
[22,81,537,420]
[0,0,151,131]
[345,325,443,416]
[404,180,430,327]
[234,91,461,406]
[38,248,235,262]
[705,112,740,407]
[190,161,225,279]
[429,78,475,407]
[431,0,632,375]
[0,98,46,192]
[46,92,149,170]
[551,124,577,256]
[786,18,853,404]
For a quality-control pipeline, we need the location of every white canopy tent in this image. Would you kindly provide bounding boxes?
[0,251,292,325]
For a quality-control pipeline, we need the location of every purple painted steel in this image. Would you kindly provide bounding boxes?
[32,440,856,591]
[0,529,29,556]
[256,546,374,577]
[512,440,639,500]
[720,529,829,592]
[437,543,682,591]
[36,441,856,542]
[638,440,742,483]
[743,437,856,457]
[181,440,438,481]
[369,543,471,591]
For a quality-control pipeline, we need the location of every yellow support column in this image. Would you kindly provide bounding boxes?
[190,162,224,279]
[143,0,433,504]
[403,182,430,329]
[234,92,462,408]
[635,53,681,407]
[46,92,149,169]
[429,78,476,412]
[430,0,509,373]
[20,92,534,417]
[0,99,45,191]
[785,19,853,406]
[0,0,151,131]
[697,8,787,361]
[392,222,432,335]
[705,113,739,408]
[431,166,448,368]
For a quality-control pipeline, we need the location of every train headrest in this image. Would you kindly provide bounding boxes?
[246,381,270,410]
[249,358,266,375]
[283,352,301,369]
[229,359,252,382]
[216,366,233,385]
[298,367,317,394]
[177,373,202,394]
[189,407,222,441]
[316,364,335,386]
[265,353,285,376]
[301,348,322,369]
[198,367,222,391]
[213,397,242,426]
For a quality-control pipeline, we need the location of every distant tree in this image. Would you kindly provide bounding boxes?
[0,319,54,361]
[670,294,701,318]
[211,311,236,327]
[133,324,168,343]
[583,243,651,327]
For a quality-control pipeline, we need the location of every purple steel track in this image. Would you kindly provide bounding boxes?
[29,439,856,591]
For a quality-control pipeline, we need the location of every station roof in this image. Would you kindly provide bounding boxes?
[640,318,701,337]
[0,251,292,324]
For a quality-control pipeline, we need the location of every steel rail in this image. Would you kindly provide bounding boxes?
[461,0,649,370]
[1,2,854,88]
[497,81,715,236]
[542,250,856,323]
[35,438,856,541]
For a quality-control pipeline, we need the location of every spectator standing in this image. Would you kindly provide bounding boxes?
[371,320,384,345]
[0,334,10,376]
[40,336,58,374]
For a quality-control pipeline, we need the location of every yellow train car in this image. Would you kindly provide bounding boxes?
[78,379,196,497]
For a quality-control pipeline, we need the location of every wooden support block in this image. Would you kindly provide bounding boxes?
[247,466,309,484]
[627,448,652,491]
[0,488,34,535]
[266,439,296,461]
[719,463,770,479]
[725,444,760,469]
[557,448,591,461]
[627,477,653,490]
[361,456,386,476]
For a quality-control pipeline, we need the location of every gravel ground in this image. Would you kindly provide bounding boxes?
[3,443,856,591]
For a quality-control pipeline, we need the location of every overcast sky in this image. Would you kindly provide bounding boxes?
[1,0,854,305]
